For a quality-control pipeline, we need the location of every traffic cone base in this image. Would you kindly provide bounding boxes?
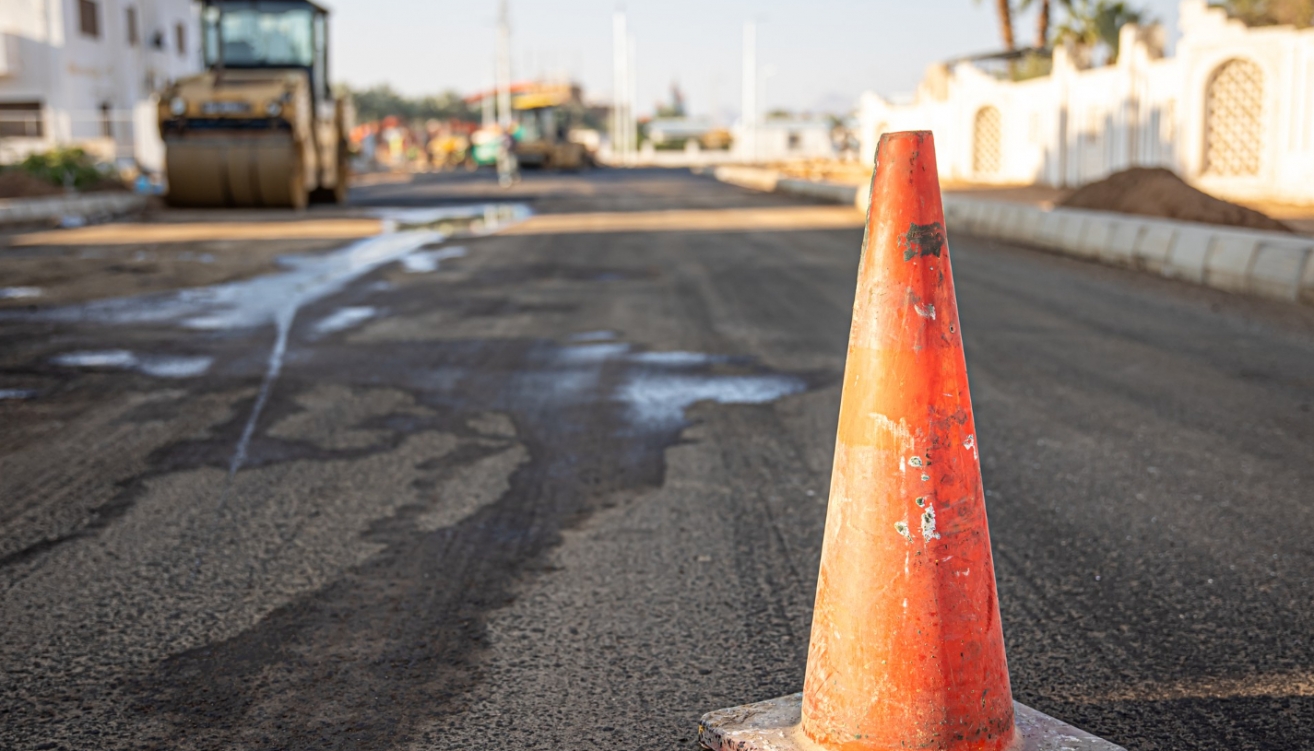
[694,131,1127,751]
[697,693,1127,751]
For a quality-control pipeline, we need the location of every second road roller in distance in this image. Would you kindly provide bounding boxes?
[158,0,350,209]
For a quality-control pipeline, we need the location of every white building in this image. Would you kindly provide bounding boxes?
[734,117,835,162]
[857,0,1314,205]
[0,0,201,170]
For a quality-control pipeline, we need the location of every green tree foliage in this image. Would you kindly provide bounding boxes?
[1216,0,1313,26]
[1053,0,1148,62]
[349,84,479,123]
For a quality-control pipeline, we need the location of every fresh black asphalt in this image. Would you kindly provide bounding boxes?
[1,169,1311,750]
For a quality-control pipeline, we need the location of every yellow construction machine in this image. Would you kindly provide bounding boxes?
[511,83,588,170]
[158,0,349,208]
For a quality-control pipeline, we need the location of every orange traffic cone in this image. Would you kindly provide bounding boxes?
[698,132,1124,751]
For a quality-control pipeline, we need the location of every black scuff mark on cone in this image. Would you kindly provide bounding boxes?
[900,221,946,261]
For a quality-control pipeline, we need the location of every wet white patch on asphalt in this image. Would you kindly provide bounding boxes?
[0,388,37,400]
[509,344,813,432]
[0,287,42,299]
[179,232,443,332]
[400,246,467,273]
[618,371,805,429]
[17,230,441,332]
[52,350,139,368]
[313,306,378,336]
[22,230,449,478]
[51,350,213,378]
[14,204,530,337]
[567,330,618,342]
[137,356,214,378]
[506,345,807,433]
[556,342,631,363]
[616,350,806,430]
[382,203,532,234]
[628,350,715,367]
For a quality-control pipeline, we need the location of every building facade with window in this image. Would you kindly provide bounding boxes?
[0,0,200,169]
[856,0,1314,205]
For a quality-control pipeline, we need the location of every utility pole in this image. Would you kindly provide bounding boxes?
[612,10,639,163]
[612,10,636,163]
[741,21,756,162]
[612,10,626,161]
[496,0,513,130]
[627,33,636,159]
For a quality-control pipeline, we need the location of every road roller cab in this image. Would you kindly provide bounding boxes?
[159,0,350,208]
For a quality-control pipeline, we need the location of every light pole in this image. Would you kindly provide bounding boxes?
[741,21,756,163]
[496,0,513,130]
[612,10,638,164]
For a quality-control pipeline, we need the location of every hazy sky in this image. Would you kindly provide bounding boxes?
[329,0,1185,119]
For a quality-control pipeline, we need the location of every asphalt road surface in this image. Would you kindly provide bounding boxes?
[2,169,1312,751]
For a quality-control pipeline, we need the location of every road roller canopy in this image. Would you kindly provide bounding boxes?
[202,1,330,73]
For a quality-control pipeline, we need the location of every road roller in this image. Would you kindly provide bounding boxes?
[508,83,588,170]
[158,0,350,208]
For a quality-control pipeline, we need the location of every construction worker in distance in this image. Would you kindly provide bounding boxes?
[497,125,520,188]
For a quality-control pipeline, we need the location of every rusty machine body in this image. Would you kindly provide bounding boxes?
[159,0,349,208]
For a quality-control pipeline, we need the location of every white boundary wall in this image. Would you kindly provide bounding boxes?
[856,0,1314,205]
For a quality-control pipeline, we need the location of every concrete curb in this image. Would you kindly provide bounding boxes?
[714,166,866,211]
[713,166,781,194]
[942,197,1314,305]
[0,192,148,228]
[708,166,1314,305]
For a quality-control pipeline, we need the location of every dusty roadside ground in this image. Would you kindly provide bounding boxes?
[0,209,385,307]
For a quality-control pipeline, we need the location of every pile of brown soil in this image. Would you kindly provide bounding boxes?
[0,170,66,200]
[1059,167,1291,233]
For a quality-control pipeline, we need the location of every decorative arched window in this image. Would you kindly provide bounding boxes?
[973,106,1002,175]
[1203,58,1263,176]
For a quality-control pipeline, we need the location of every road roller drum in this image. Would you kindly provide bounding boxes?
[165,136,305,209]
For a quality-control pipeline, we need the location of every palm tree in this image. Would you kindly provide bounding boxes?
[975,0,1017,50]
[1053,0,1147,62]
[1017,0,1052,49]
[1036,0,1051,47]
[995,0,1017,49]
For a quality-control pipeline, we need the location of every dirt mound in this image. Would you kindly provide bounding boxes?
[1059,167,1291,233]
[0,170,66,200]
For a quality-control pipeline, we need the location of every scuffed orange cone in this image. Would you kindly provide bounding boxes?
[799,131,1013,751]
[696,132,1126,751]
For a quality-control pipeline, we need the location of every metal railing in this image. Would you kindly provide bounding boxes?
[0,109,153,167]
[0,111,44,139]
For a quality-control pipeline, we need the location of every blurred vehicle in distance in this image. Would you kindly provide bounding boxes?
[508,83,588,170]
